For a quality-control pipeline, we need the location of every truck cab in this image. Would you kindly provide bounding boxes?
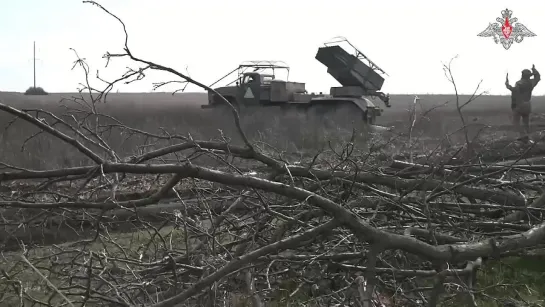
[236,72,272,106]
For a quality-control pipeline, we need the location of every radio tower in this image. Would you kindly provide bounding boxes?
[25,41,47,95]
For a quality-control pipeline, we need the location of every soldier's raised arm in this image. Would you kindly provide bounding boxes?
[531,64,540,87]
[505,73,515,91]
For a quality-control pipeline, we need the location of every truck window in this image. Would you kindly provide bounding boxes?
[262,76,273,85]
[244,75,256,84]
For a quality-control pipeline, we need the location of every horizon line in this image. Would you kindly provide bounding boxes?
[0,91,524,97]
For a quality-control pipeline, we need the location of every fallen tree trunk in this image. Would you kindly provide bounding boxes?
[0,195,247,251]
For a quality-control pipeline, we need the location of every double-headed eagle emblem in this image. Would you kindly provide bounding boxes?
[478,9,536,50]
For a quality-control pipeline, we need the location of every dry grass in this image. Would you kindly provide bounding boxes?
[1,223,544,307]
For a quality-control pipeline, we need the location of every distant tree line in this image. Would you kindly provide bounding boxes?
[24,87,48,95]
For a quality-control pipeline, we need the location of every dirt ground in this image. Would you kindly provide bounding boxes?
[1,91,545,169]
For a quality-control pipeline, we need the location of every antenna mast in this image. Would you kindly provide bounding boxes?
[33,41,36,88]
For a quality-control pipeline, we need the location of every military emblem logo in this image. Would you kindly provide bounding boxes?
[478,9,536,50]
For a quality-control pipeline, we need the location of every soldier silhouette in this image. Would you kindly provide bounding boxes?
[505,64,540,143]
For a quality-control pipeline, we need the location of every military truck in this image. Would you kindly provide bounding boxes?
[202,37,390,128]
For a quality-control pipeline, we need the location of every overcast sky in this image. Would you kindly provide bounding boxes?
[1,0,543,95]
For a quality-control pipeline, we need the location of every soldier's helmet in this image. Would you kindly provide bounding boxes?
[522,69,532,79]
